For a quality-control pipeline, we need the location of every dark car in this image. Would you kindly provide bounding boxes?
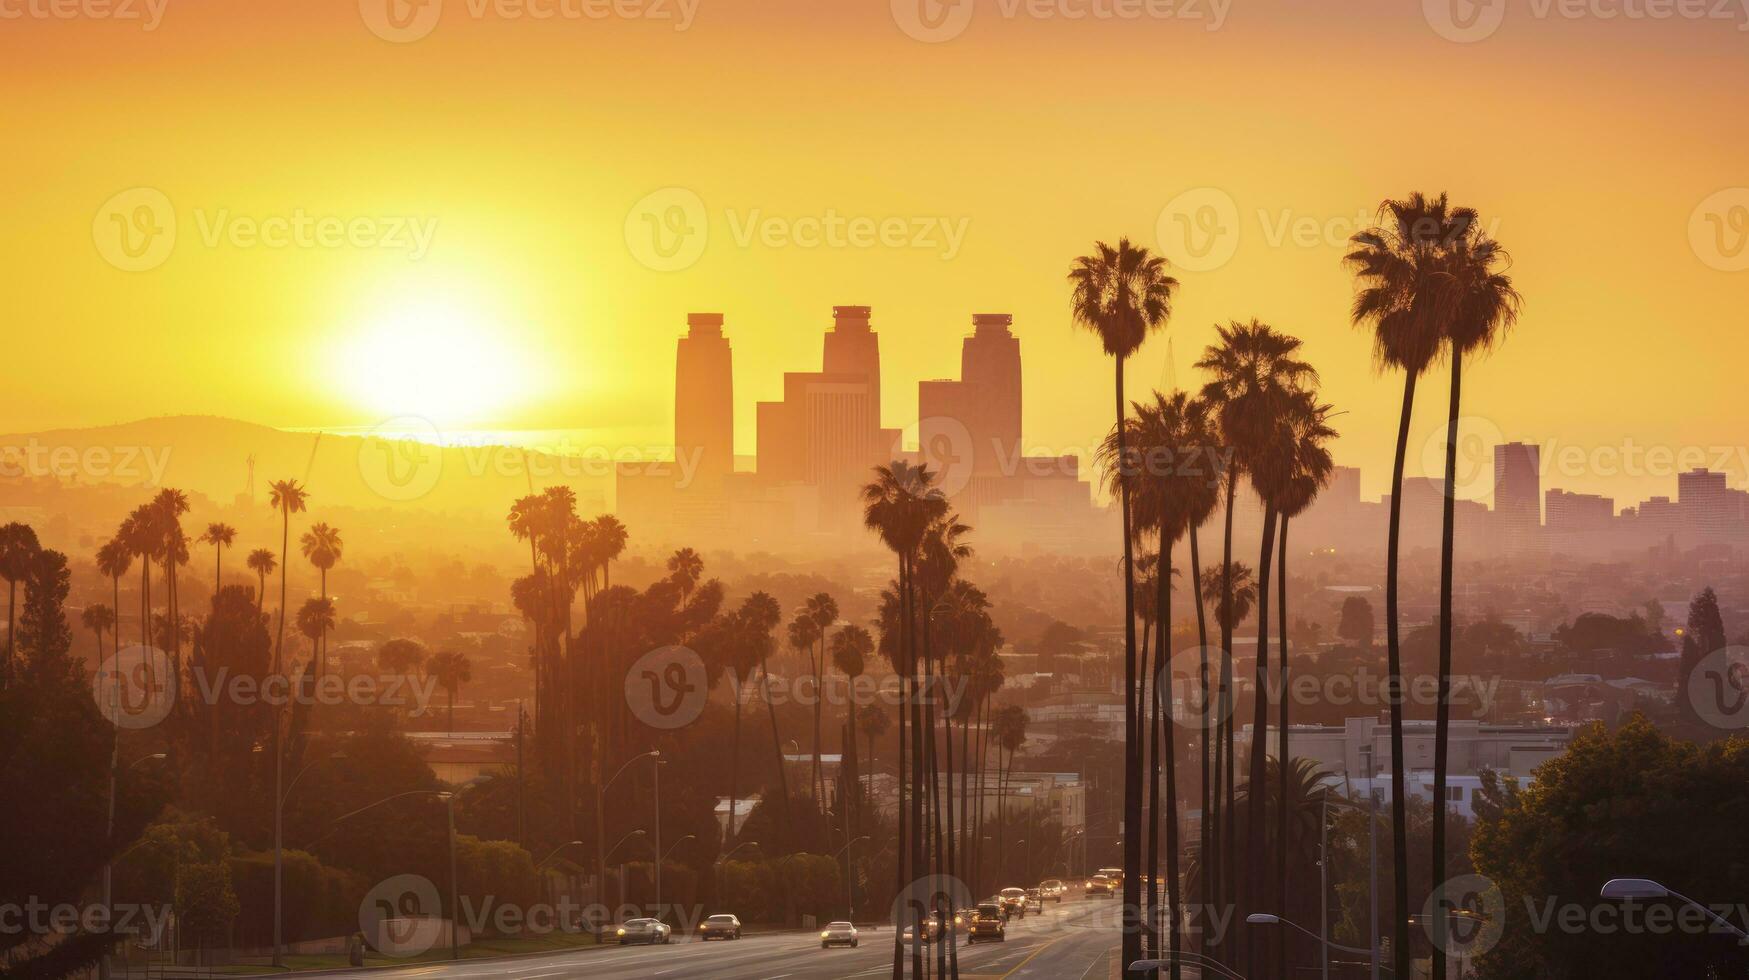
[697,914,742,940]
[967,904,1007,944]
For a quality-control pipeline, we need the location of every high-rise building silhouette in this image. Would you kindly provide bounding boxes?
[675,313,733,484]
[1678,468,1731,538]
[920,313,1022,490]
[1494,442,1541,551]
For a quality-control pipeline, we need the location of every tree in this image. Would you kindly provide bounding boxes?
[0,522,41,686]
[804,592,839,812]
[96,537,134,662]
[151,489,191,663]
[1071,237,1178,980]
[830,624,874,833]
[267,480,308,676]
[246,548,277,616]
[299,522,343,680]
[376,637,427,679]
[1347,192,1464,980]
[1338,597,1376,649]
[295,597,335,676]
[427,650,473,733]
[81,603,115,663]
[1678,587,1730,733]
[18,548,73,663]
[200,522,238,598]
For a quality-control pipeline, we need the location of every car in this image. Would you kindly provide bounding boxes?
[1085,874,1114,897]
[1023,888,1045,913]
[820,921,859,948]
[697,914,742,940]
[966,904,1006,944]
[998,887,1028,919]
[1098,867,1124,887]
[615,918,671,944]
[952,908,977,932]
[1040,879,1065,902]
[901,915,943,945]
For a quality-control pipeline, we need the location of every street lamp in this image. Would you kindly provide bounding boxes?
[604,830,648,917]
[1246,914,1373,956]
[713,841,759,907]
[660,834,696,864]
[536,840,586,869]
[271,750,345,967]
[320,789,458,960]
[597,751,659,937]
[1128,951,1251,980]
[831,836,870,921]
[1600,878,1749,942]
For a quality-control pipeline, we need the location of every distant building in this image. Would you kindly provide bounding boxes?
[1679,468,1732,539]
[1494,442,1542,553]
[675,313,734,485]
[1545,488,1613,533]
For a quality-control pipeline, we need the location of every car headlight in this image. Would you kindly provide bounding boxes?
[821,931,830,939]
[616,928,626,936]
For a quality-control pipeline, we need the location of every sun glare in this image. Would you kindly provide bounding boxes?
[339,297,533,430]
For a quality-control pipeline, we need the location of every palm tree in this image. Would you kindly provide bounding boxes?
[428,650,474,732]
[267,480,308,676]
[1347,192,1469,980]
[151,489,191,662]
[1426,219,1520,980]
[82,603,115,661]
[991,703,1028,886]
[245,549,277,616]
[740,590,790,850]
[1069,238,1177,978]
[1267,394,1337,978]
[805,592,839,810]
[861,460,948,980]
[1195,320,1315,964]
[786,612,822,805]
[1,523,41,685]
[120,506,157,651]
[667,547,703,604]
[96,538,132,660]
[377,637,427,678]
[299,523,343,679]
[200,523,237,598]
[296,597,336,675]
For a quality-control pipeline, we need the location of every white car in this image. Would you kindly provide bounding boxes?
[615,918,671,944]
[698,914,742,940]
[820,921,859,948]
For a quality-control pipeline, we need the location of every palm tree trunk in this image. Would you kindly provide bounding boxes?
[1188,524,1210,961]
[1114,355,1144,980]
[1162,551,1183,980]
[1217,466,1238,964]
[276,510,289,675]
[6,581,16,685]
[1276,516,1291,979]
[1431,356,1463,980]
[1245,505,1278,974]
[729,683,742,843]
[214,545,221,597]
[1142,548,1161,959]
[1385,370,1418,980]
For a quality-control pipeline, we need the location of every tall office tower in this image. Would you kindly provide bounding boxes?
[675,313,733,484]
[821,305,882,424]
[959,313,1022,475]
[1494,442,1542,552]
[1678,468,1731,539]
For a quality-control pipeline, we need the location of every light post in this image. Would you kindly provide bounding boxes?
[654,757,667,921]
[1246,914,1373,966]
[714,841,759,906]
[1601,878,1749,942]
[604,830,647,916]
[320,790,458,960]
[536,839,587,870]
[597,751,659,937]
[831,836,870,921]
[271,749,344,967]
[1319,787,1381,980]
[101,753,164,980]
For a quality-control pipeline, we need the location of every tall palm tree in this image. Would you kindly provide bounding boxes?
[786,612,822,803]
[667,547,703,604]
[1268,395,1337,978]
[428,650,474,732]
[82,603,115,661]
[151,489,191,662]
[120,507,157,651]
[861,460,947,980]
[1347,192,1468,980]
[246,549,277,616]
[740,590,790,848]
[201,523,237,598]
[804,592,839,810]
[267,480,308,676]
[296,597,336,674]
[831,624,873,831]
[1,523,41,685]
[299,523,343,679]
[96,538,132,659]
[1069,238,1177,978]
[1427,219,1520,980]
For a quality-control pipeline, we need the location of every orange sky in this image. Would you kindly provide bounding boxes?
[5,0,1748,509]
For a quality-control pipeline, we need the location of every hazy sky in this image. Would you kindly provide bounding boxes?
[6,0,1748,508]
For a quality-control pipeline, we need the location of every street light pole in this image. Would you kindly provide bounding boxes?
[654,757,665,921]
[596,751,659,939]
[101,753,163,980]
[444,792,459,962]
[273,750,342,967]
[831,836,870,921]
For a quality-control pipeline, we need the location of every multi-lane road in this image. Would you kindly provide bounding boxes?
[326,897,1126,980]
